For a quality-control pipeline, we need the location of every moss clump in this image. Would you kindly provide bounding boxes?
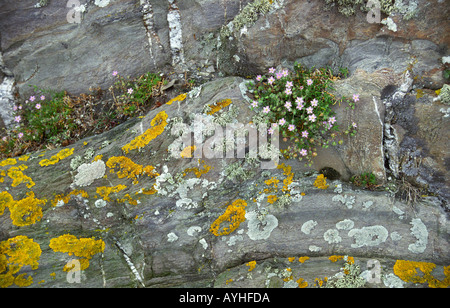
[324,0,395,17]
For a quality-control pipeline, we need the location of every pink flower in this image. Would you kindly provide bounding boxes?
[353,94,359,102]
[352,122,357,128]
[2,137,6,142]
[269,67,275,74]
[127,88,134,94]
[276,72,283,80]
[308,114,316,122]
[268,76,275,85]
[300,149,307,156]
[306,79,313,86]
[285,88,292,95]
[262,106,270,114]
[268,127,274,135]
[306,106,313,114]
[288,124,295,131]
[256,75,262,81]
[296,97,304,104]
[251,100,259,108]
[302,130,309,138]
[30,96,36,102]
[112,71,118,77]
[286,81,293,88]
[18,132,23,139]
[282,69,289,77]
[35,103,41,110]
[284,101,292,110]
[296,103,304,111]
[311,98,318,107]
[278,118,286,126]
[40,95,45,101]
[14,116,21,123]
[271,123,278,128]
[328,116,336,124]
[13,105,17,111]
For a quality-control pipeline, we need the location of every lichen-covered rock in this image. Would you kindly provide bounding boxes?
[0,76,448,288]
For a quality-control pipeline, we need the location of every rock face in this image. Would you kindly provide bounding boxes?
[1,77,449,288]
[0,0,449,288]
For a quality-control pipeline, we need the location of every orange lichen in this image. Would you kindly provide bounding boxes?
[298,256,310,263]
[96,184,127,201]
[183,160,212,178]
[206,99,232,115]
[264,177,279,187]
[210,199,247,236]
[296,278,308,288]
[106,156,159,185]
[314,174,329,189]
[393,260,450,288]
[0,235,42,288]
[277,163,294,192]
[51,190,89,207]
[39,148,74,167]
[166,93,187,105]
[117,194,139,206]
[246,260,257,272]
[329,255,354,264]
[180,145,196,158]
[8,192,46,227]
[7,165,35,188]
[122,110,168,153]
[49,234,105,272]
[267,195,277,204]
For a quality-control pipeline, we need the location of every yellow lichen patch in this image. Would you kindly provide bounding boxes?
[314,277,328,287]
[0,158,17,167]
[298,256,310,263]
[246,260,257,272]
[122,110,168,154]
[314,174,329,189]
[296,277,308,288]
[117,194,139,206]
[8,192,46,227]
[49,234,105,272]
[210,199,247,236]
[138,184,158,195]
[206,99,232,115]
[264,177,279,187]
[18,155,30,162]
[51,190,89,207]
[393,260,450,288]
[92,155,103,162]
[166,93,187,105]
[183,160,212,178]
[0,235,42,288]
[267,194,277,204]
[329,255,354,264]
[7,165,35,188]
[39,148,74,167]
[106,156,159,185]
[0,169,5,183]
[0,191,14,216]
[180,145,196,158]
[96,184,127,201]
[277,163,294,192]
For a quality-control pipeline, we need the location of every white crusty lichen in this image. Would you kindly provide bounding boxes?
[336,219,355,231]
[408,218,428,253]
[74,159,106,187]
[301,220,318,235]
[94,0,111,7]
[323,229,342,244]
[332,194,355,209]
[167,232,178,242]
[381,17,397,32]
[246,210,278,240]
[348,225,388,248]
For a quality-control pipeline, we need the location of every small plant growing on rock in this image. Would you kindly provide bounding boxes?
[350,172,378,190]
[247,63,358,166]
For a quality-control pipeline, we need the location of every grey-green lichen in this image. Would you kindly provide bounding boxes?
[219,0,282,40]
[325,261,366,288]
[324,0,395,17]
[437,84,450,105]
